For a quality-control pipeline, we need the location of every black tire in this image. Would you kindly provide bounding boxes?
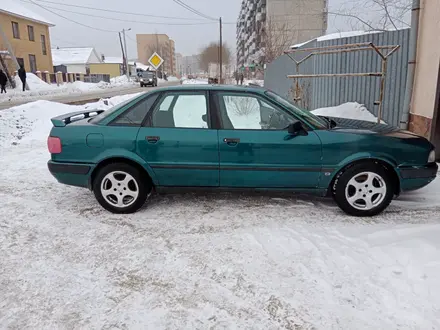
[93,163,151,214]
[140,83,144,87]
[332,162,394,217]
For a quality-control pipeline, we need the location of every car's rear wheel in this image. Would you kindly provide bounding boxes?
[93,163,151,214]
[332,162,394,217]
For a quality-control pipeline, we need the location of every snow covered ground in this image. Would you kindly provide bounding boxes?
[0,98,439,329]
[243,79,265,87]
[182,78,209,85]
[0,73,140,106]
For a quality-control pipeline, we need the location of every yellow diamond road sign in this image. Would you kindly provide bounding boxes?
[148,52,164,70]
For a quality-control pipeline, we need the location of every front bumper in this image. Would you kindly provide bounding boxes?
[48,160,93,188]
[398,162,438,191]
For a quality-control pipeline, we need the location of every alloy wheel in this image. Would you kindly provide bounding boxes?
[344,171,387,210]
[100,171,139,208]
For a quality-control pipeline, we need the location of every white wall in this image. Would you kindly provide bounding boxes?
[87,51,102,64]
[66,64,87,74]
[411,0,440,119]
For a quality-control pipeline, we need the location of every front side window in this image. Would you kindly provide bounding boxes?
[110,93,159,126]
[12,22,20,39]
[218,93,293,130]
[27,25,34,41]
[265,90,328,129]
[151,93,208,128]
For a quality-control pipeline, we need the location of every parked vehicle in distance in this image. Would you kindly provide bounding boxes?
[47,85,437,216]
[139,71,157,87]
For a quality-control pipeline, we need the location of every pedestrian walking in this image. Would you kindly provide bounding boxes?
[234,71,239,85]
[18,64,27,92]
[239,72,244,85]
[0,69,7,94]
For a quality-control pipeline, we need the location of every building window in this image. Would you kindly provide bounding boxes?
[27,25,35,41]
[29,54,37,72]
[12,22,20,39]
[41,35,47,55]
[16,58,24,68]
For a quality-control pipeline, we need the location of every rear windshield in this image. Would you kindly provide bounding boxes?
[89,96,140,124]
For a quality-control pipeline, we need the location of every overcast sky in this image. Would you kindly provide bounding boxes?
[21,0,407,60]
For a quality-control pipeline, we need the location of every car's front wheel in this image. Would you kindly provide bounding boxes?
[332,162,394,216]
[93,163,151,214]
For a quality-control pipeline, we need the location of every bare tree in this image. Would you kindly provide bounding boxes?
[329,0,411,31]
[199,42,231,72]
[259,16,295,65]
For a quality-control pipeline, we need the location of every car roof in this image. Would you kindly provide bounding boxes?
[151,84,266,94]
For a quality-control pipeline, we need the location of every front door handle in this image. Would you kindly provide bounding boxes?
[223,138,240,146]
[146,136,160,144]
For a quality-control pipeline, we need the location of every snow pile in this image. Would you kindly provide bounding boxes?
[291,30,383,48]
[110,75,131,84]
[182,78,209,85]
[0,93,140,146]
[13,73,52,91]
[0,98,439,328]
[243,79,264,87]
[167,76,179,82]
[312,102,383,123]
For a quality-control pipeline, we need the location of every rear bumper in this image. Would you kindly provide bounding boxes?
[398,162,438,191]
[47,160,93,188]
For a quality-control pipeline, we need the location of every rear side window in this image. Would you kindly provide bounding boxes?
[149,92,209,129]
[110,93,159,126]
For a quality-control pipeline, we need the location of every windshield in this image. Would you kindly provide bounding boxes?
[265,91,328,129]
[142,72,155,78]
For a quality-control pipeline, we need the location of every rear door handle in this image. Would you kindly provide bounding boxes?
[223,138,240,146]
[146,136,160,143]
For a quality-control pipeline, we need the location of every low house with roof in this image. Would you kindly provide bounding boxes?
[51,47,102,74]
[89,56,137,78]
[0,0,54,76]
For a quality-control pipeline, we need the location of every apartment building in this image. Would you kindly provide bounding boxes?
[0,0,54,76]
[136,34,176,75]
[169,39,176,75]
[182,55,201,76]
[175,52,183,76]
[236,0,328,67]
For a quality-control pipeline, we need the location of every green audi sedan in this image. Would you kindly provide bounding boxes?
[47,85,437,216]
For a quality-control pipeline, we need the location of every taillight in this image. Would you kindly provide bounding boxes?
[47,136,62,154]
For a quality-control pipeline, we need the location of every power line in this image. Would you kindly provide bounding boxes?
[26,0,210,21]
[22,1,218,26]
[27,0,118,32]
[172,0,216,21]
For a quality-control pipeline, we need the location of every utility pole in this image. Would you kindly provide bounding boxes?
[118,32,126,75]
[219,17,223,84]
[122,28,131,81]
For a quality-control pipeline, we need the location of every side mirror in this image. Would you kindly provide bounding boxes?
[288,121,308,136]
[202,114,207,123]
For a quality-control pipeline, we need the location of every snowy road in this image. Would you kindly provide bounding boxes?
[0,81,179,110]
[1,98,440,329]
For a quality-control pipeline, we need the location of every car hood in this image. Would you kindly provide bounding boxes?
[322,116,422,139]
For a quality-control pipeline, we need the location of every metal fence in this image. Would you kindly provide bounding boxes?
[264,29,410,126]
[83,74,110,83]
